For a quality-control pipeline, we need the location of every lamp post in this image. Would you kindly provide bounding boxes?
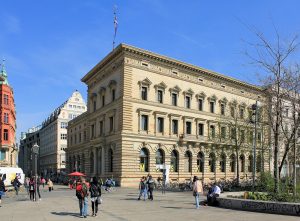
[251,101,260,192]
[32,143,39,202]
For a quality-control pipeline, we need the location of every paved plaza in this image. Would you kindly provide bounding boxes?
[0,185,299,221]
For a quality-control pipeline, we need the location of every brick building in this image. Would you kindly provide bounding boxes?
[0,61,17,167]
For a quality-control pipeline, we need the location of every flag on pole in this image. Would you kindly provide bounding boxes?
[113,5,118,50]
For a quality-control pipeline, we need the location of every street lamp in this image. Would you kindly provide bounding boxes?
[251,101,260,192]
[32,143,39,202]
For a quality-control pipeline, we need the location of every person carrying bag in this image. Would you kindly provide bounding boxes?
[89,177,102,217]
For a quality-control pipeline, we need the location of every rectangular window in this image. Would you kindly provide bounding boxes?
[91,125,95,138]
[61,122,68,129]
[109,117,114,132]
[0,150,5,160]
[249,131,254,144]
[210,102,215,113]
[230,107,235,118]
[100,121,104,136]
[186,122,192,134]
[231,128,236,140]
[84,131,87,141]
[157,90,163,103]
[257,132,262,142]
[102,95,105,107]
[112,89,116,101]
[240,130,245,143]
[79,133,82,142]
[93,101,96,112]
[221,127,226,139]
[141,115,148,131]
[198,99,203,111]
[60,133,67,140]
[198,123,204,136]
[185,96,191,109]
[157,117,164,133]
[172,119,178,134]
[3,94,8,105]
[3,113,8,124]
[172,93,177,106]
[221,104,225,115]
[240,108,244,119]
[141,87,148,100]
[210,125,215,138]
[3,129,8,141]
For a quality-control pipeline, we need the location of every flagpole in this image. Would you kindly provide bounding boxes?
[113,5,118,50]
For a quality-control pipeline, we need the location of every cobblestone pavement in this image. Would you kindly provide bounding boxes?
[0,185,299,221]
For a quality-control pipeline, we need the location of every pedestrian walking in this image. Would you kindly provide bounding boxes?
[12,176,21,196]
[24,177,30,195]
[138,176,147,201]
[0,177,7,207]
[41,177,46,189]
[147,175,155,200]
[192,176,203,209]
[36,176,41,200]
[29,177,35,201]
[48,178,53,192]
[76,177,89,218]
[89,177,102,217]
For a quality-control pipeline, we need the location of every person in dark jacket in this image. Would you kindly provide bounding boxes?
[28,177,35,201]
[146,175,155,200]
[12,176,21,196]
[89,177,102,217]
[0,177,6,207]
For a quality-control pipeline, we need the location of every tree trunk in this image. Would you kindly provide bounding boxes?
[236,145,240,186]
[274,129,280,193]
[293,138,297,201]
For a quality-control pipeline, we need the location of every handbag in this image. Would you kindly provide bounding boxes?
[97,196,102,204]
[193,191,197,197]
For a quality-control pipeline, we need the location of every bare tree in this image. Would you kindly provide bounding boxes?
[245,28,299,193]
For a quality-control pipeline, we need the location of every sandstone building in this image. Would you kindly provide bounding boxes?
[66,44,270,186]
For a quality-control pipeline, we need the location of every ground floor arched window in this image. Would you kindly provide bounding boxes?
[230,154,236,173]
[197,152,204,173]
[108,148,114,172]
[184,151,192,172]
[220,153,226,172]
[209,153,216,173]
[240,155,245,172]
[170,150,179,172]
[140,148,149,172]
[90,152,94,173]
[155,149,164,165]
[248,155,253,172]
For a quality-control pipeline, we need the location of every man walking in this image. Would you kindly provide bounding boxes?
[12,176,21,196]
[146,175,155,200]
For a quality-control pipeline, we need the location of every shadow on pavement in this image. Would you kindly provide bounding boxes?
[161,206,194,210]
[51,212,79,217]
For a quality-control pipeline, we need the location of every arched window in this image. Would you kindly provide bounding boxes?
[248,155,253,172]
[77,155,81,172]
[108,148,113,172]
[155,149,164,165]
[184,151,192,172]
[140,148,149,172]
[209,153,216,173]
[220,153,226,173]
[90,152,94,173]
[256,154,262,173]
[170,150,178,172]
[197,152,204,173]
[230,154,236,173]
[81,154,85,173]
[240,155,245,172]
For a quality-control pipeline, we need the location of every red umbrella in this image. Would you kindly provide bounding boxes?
[68,171,86,176]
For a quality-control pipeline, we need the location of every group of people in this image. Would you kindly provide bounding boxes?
[75,176,102,218]
[138,174,155,201]
[192,176,221,208]
[24,176,54,201]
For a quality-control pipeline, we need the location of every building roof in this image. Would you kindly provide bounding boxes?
[82,43,262,92]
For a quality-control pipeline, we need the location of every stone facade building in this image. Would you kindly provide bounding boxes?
[66,44,270,186]
[0,62,17,167]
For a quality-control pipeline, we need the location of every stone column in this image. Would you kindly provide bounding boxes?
[93,148,97,175]
[101,147,105,175]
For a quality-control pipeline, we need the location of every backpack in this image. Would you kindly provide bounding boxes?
[76,185,83,199]
[90,184,99,197]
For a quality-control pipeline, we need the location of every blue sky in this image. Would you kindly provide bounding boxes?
[0,0,300,142]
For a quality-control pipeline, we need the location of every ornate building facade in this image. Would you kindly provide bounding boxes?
[0,62,17,167]
[66,44,270,186]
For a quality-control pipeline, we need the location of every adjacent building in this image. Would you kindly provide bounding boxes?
[66,44,270,187]
[0,62,17,167]
[39,91,86,177]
